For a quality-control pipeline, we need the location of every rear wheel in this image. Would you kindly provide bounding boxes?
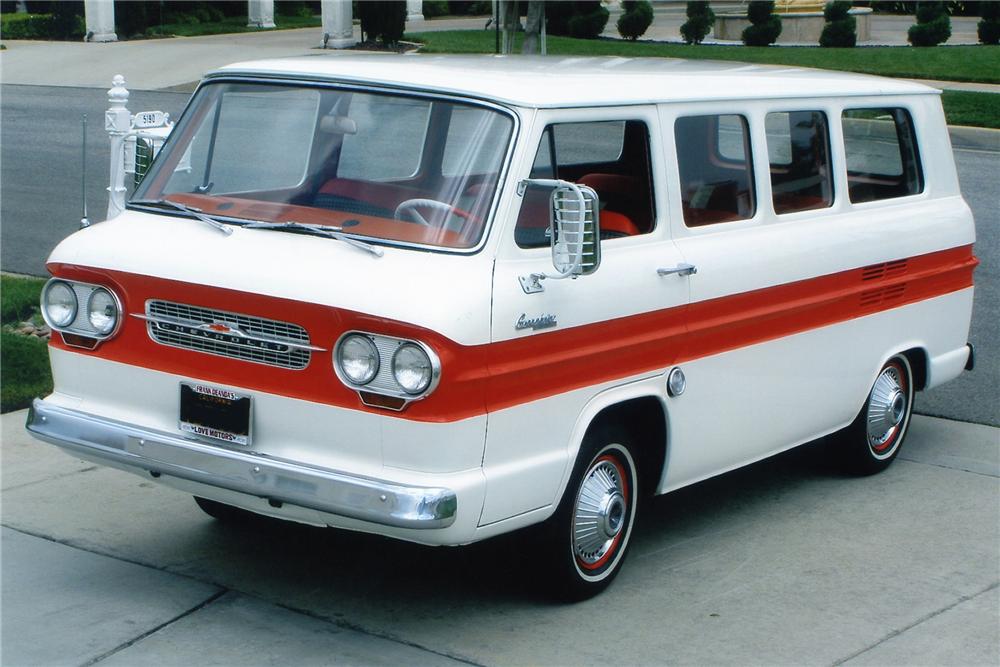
[544,428,639,601]
[836,355,914,475]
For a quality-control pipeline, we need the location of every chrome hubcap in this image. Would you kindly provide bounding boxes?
[573,459,627,566]
[867,365,907,450]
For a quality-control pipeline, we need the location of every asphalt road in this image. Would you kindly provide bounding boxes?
[1,83,997,425]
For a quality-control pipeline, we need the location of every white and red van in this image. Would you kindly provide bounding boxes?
[27,56,977,599]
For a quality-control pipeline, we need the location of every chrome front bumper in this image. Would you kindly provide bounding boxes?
[25,399,457,529]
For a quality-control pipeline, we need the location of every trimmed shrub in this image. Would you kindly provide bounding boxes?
[0,5,83,40]
[742,1,782,46]
[978,1,1000,45]
[1,13,56,39]
[908,1,951,46]
[680,1,715,45]
[567,1,610,39]
[617,0,654,41]
[359,0,407,45]
[423,0,450,18]
[547,2,608,39]
[820,1,856,47]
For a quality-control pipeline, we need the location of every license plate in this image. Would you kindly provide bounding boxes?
[179,383,251,446]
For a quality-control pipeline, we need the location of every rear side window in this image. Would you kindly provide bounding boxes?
[842,108,923,203]
[766,111,834,214]
[675,114,756,227]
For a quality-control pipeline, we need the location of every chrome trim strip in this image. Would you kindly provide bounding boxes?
[131,313,327,352]
[26,399,457,529]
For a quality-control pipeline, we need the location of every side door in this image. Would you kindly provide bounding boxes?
[481,107,691,525]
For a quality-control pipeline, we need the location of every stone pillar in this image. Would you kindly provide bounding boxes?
[105,75,130,220]
[248,0,276,28]
[84,0,117,43]
[321,0,356,48]
[406,0,424,22]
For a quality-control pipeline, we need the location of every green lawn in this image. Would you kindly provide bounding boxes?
[941,90,1000,129]
[149,14,320,38]
[409,31,1000,84]
[1,275,52,413]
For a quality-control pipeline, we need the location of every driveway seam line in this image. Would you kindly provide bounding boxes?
[271,601,486,666]
[831,581,1000,665]
[897,457,999,478]
[81,590,230,667]
[1,525,481,665]
[2,466,100,493]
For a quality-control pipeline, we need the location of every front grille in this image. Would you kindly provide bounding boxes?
[145,300,312,370]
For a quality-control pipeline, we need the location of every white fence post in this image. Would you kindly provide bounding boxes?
[105,75,130,220]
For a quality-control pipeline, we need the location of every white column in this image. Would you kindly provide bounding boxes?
[406,0,424,22]
[321,0,356,48]
[105,75,130,220]
[84,0,117,42]
[248,0,276,28]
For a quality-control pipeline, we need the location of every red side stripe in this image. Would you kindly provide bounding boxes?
[47,244,976,423]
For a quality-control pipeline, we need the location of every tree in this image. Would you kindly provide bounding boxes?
[741,1,782,46]
[819,1,857,47]
[978,1,1000,45]
[680,1,714,45]
[907,1,951,47]
[617,1,653,41]
[358,0,407,46]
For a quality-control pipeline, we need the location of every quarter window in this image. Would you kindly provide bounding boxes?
[765,111,834,214]
[842,108,923,203]
[675,114,756,227]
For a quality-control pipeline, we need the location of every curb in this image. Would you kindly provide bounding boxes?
[948,125,1000,152]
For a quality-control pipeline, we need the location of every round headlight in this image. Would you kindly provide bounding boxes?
[87,288,119,335]
[43,281,78,328]
[392,343,433,395]
[337,334,379,385]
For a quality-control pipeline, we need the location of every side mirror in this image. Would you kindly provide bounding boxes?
[550,182,600,277]
[517,179,601,294]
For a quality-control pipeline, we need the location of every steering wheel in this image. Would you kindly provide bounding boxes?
[394,198,473,227]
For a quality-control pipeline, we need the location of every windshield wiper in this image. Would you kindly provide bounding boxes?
[242,220,384,257]
[129,198,234,236]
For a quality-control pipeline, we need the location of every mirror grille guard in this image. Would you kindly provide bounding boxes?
[517,179,601,294]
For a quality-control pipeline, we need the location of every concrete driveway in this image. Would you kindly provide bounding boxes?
[2,408,997,665]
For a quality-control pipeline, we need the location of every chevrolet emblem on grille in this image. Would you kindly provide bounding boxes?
[155,320,293,353]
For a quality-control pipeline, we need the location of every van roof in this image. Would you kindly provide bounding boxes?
[212,54,936,108]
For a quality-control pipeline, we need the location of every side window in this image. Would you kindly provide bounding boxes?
[515,120,655,248]
[765,111,833,214]
[675,114,756,227]
[842,108,923,203]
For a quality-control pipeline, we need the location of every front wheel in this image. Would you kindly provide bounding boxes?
[835,355,914,475]
[544,429,639,601]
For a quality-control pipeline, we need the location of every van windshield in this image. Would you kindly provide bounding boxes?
[133,82,515,250]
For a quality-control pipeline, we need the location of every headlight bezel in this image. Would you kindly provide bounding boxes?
[333,331,441,407]
[334,333,380,386]
[41,280,78,329]
[391,342,435,395]
[86,287,120,336]
[41,278,123,344]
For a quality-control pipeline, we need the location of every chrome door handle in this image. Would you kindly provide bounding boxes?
[657,263,697,277]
